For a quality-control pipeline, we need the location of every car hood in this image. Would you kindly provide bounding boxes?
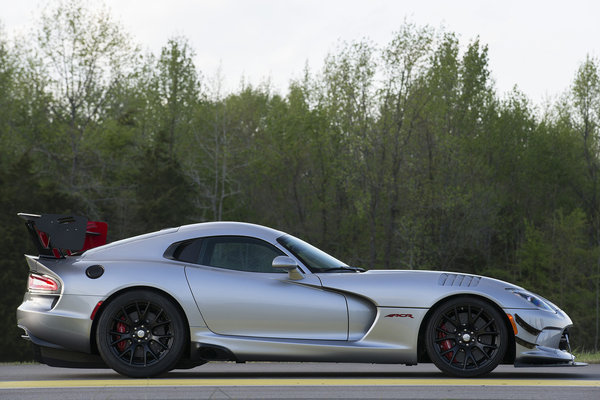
[316,269,525,309]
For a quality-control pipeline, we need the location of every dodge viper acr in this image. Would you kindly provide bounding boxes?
[16,213,584,378]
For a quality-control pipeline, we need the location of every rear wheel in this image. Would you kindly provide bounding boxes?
[96,290,186,378]
[425,296,508,377]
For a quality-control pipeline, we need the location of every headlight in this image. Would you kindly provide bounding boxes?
[511,289,555,312]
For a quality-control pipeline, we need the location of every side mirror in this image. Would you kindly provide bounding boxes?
[272,256,303,280]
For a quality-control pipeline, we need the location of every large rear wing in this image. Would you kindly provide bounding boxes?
[18,213,108,258]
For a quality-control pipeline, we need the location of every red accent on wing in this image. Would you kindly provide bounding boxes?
[37,229,50,248]
[81,221,108,251]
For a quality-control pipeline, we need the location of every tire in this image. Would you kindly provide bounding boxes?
[96,290,187,378]
[425,296,508,377]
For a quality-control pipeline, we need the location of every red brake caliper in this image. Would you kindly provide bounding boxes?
[438,323,454,361]
[116,316,127,352]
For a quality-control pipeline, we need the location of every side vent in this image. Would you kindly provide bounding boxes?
[438,273,481,287]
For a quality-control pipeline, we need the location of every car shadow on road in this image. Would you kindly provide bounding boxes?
[164,370,593,380]
[15,363,594,381]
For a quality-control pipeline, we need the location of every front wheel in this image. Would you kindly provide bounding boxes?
[425,297,508,377]
[96,290,187,378]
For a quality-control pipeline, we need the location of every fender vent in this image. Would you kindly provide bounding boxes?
[438,273,481,287]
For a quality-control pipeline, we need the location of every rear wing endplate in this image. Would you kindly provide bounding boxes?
[18,213,108,258]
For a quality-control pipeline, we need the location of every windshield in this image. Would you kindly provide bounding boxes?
[277,234,349,273]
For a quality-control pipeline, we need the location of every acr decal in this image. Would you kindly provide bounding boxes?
[385,313,414,318]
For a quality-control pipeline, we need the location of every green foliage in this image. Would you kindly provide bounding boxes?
[132,131,194,233]
[517,209,596,347]
[573,350,600,363]
[0,155,82,361]
[2,0,600,358]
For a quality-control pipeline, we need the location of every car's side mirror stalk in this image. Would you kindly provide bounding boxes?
[272,256,303,280]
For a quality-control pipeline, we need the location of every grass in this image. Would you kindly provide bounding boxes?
[573,351,600,363]
[0,361,38,365]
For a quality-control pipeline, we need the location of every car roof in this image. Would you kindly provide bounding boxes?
[177,221,285,241]
[81,221,287,260]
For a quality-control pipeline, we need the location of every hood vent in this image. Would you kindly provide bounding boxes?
[438,273,481,287]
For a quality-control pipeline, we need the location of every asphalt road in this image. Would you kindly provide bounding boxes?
[1,362,599,399]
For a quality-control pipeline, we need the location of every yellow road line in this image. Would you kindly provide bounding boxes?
[1,378,599,389]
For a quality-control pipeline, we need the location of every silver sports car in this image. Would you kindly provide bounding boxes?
[16,213,584,378]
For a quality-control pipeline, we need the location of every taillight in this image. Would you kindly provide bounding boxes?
[28,273,59,293]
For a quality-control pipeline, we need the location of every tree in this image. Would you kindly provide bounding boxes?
[32,0,136,213]
[518,209,595,348]
[319,39,380,264]
[132,130,194,233]
[189,81,270,221]
[0,154,82,361]
[571,56,600,350]
[376,24,434,269]
[0,23,23,167]
[154,36,200,160]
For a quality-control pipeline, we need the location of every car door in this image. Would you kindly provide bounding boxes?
[183,236,349,340]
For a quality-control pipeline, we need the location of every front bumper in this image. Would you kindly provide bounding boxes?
[505,307,578,365]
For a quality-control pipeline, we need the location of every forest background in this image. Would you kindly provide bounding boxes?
[1,0,600,360]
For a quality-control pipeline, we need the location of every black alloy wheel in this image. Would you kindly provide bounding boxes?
[96,290,186,378]
[425,296,508,377]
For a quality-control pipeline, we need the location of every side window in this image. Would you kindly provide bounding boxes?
[176,239,203,263]
[200,236,285,273]
[164,239,202,263]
